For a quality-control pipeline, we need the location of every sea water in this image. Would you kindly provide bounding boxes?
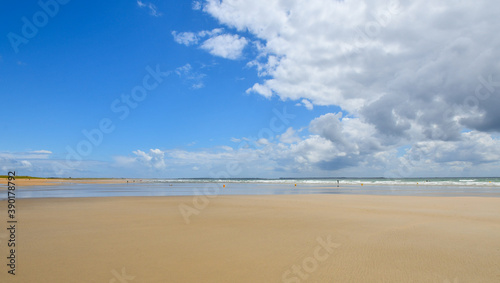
[5,177,500,199]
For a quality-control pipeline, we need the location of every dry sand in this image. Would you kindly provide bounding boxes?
[1,194,499,282]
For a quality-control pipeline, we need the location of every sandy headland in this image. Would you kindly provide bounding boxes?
[1,194,499,282]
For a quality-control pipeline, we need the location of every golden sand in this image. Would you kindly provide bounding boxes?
[1,194,499,282]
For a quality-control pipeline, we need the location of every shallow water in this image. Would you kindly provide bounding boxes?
[3,182,500,199]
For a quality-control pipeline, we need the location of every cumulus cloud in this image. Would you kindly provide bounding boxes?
[202,0,500,136]
[405,132,500,165]
[301,99,313,110]
[117,126,500,177]
[172,31,199,46]
[384,132,500,177]
[172,28,247,60]
[113,113,388,175]
[279,127,301,144]
[172,29,225,46]
[167,0,500,176]
[201,34,248,59]
[116,132,498,178]
[196,28,224,38]
[132,149,166,169]
[246,83,272,98]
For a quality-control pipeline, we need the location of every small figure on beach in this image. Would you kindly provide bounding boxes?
[337,180,339,187]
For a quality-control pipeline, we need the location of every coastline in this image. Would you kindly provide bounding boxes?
[1,177,498,189]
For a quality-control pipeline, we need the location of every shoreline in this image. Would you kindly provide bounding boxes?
[1,177,499,188]
[2,179,499,199]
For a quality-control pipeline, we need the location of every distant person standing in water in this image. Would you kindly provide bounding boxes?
[337,180,339,187]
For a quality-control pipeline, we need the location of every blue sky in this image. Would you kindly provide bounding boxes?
[1,0,500,178]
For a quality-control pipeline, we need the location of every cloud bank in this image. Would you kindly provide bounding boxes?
[170,0,500,176]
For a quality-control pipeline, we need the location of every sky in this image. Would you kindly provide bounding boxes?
[0,0,499,178]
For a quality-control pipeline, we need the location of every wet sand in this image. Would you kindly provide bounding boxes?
[1,194,499,282]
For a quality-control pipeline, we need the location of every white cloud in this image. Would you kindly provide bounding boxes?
[32,150,52,154]
[132,149,166,170]
[0,159,33,172]
[192,1,202,10]
[191,82,204,89]
[160,0,499,176]
[301,99,313,110]
[202,0,500,136]
[112,113,388,175]
[246,83,272,98]
[172,28,248,60]
[114,120,500,177]
[197,28,223,38]
[137,1,162,17]
[0,150,108,177]
[175,63,207,89]
[0,150,52,160]
[279,127,301,144]
[172,31,199,46]
[20,160,33,168]
[120,1,500,177]
[220,145,234,151]
[201,34,248,59]
[309,113,345,143]
[405,132,500,165]
[172,29,224,46]
[175,63,192,75]
[384,132,500,177]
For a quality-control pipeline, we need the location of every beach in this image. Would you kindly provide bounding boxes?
[1,194,499,282]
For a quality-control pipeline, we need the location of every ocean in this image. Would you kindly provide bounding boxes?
[6,177,500,199]
[146,177,500,187]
